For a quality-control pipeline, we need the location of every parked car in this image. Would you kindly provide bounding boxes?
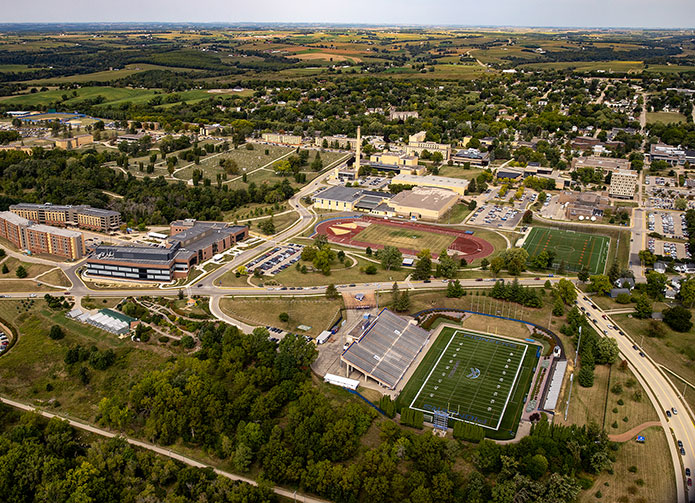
[667,410,672,418]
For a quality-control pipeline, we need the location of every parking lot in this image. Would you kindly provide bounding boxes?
[360,176,390,190]
[646,187,695,210]
[645,176,677,188]
[246,243,304,275]
[468,203,523,229]
[647,211,690,240]
[647,238,691,260]
[0,331,9,354]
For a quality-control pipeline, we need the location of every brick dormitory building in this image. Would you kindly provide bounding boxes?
[0,211,85,259]
[86,219,248,282]
[10,203,122,233]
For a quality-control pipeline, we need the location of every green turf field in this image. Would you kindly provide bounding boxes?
[354,223,455,252]
[522,227,610,275]
[401,328,538,431]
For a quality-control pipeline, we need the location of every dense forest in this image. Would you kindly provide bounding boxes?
[91,321,616,503]
[0,405,276,503]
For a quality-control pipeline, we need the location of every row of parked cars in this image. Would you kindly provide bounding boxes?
[0,332,9,354]
[247,244,304,276]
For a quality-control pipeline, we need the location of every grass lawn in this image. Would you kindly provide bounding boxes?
[34,268,71,287]
[354,223,456,253]
[258,255,409,287]
[646,111,689,124]
[399,326,538,437]
[556,363,658,434]
[1,257,55,278]
[218,296,343,336]
[0,300,170,421]
[612,313,695,410]
[440,203,472,224]
[437,165,486,180]
[173,144,293,181]
[250,211,299,236]
[523,227,610,275]
[580,426,676,503]
[81,296,124,310]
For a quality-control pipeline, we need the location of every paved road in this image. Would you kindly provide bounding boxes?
[0,395,330,503]
[576,293,691,502]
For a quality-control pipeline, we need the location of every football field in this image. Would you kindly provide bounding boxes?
[522,227,610,275]
[402,328,537,431]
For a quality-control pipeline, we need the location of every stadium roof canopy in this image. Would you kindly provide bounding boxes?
[341,309,430,389]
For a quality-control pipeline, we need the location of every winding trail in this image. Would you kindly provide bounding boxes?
[608,421,661,442]
[0,395,330,503]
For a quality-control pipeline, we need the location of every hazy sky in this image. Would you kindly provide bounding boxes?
[3,0,695,29]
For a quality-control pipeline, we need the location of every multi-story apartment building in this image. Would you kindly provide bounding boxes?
[261,133,302,146]
[9,203,121,233]
[0,211,84,259]
[609,169,638,199]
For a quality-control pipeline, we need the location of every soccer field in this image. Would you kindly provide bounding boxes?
[402,328,538,431]
[354,223,455,252]
[522,227,610,275]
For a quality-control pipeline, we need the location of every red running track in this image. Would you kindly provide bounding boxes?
[314,216,494,261]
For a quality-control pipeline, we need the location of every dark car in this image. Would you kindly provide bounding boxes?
[196,284,202,288]
[686,468,691,477]
[667,410,672,418]
[476,278,483,282]
[679,440,684,448]
[633,345,639,350]
[423,279,431,283]
[682,447,686,456]
[639,352,646,357]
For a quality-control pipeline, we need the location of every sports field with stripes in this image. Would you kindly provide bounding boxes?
[522,227,610,275]
[400,328,538,431]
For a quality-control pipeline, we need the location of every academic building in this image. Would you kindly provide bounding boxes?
[10,203,122,233]
[0,211,85,259]
[609,169,638,199]
[86,220,248,282]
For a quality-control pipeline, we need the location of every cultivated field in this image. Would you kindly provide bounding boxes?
[523,227,610,275]
[399,327,538,434]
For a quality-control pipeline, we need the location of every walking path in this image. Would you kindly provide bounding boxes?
[0,395,330,503]
[608,421,661,442]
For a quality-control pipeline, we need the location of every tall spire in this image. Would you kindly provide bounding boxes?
[355,126,361,173]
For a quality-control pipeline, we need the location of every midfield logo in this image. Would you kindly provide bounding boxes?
[467,368,481,379]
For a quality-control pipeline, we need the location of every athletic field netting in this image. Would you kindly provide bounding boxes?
[522,227,610,275]
[406,329,534,430]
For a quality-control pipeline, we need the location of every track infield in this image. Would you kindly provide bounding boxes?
[399,327,539,432]
[313,216,494,261]
[522,227,610,275]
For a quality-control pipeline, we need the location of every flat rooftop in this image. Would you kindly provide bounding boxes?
[389,187,459,211]
[392,173,470,189]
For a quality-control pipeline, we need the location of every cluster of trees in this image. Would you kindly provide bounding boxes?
[391,282,411,313]
[453,421,485,442]
[489,248,529,275]
[561,306,619,387]
[0,149,296,226]
[490,279,544,308]
[300,235,337,275]
[0,406,274,503]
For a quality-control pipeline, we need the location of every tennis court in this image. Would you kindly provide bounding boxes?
[522,227,610,275]
[401,328,537,430]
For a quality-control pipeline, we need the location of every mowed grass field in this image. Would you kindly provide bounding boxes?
[523,227,610,275]
[399,327,539,435]
[354,223,455,252]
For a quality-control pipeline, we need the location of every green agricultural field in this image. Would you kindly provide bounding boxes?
[399,327,539,435]
[354,223,455,252]
[0,86,210,108]
[523,227,610,275]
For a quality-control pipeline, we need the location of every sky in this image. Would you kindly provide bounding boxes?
[2,0,695,29]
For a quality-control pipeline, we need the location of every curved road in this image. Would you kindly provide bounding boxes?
[576,291,691,502]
